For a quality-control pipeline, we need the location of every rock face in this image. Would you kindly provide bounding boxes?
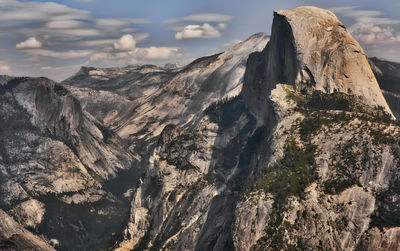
[369,57,400,119]
[234,83,400,250]
[10,199,45,229]
[117,6,400,251]
[0,76,136,249]
[64,32,269,154]
[2,5,400,251]
[0,209,54,251]
[243,6,393,123]
[236,6,400,250]
[0,33,270,250]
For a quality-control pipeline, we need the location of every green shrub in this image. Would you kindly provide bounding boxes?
[299,115,330,140]
[307,90,351,111]
[252,139,317,206]
[204,95,246,129]
[323,140,361,194]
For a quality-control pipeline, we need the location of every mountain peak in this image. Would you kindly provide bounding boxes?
[243,6,394,122]
[275,6,340,24]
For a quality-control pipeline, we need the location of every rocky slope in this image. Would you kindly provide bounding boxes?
[0,33,270,250]
[63,33,269,146]
[0,76,136,250]
[0,209,55,250]
[236,7,400,250]
[2,5,400,251]
[116,6,400,250]
[235,84,400,250]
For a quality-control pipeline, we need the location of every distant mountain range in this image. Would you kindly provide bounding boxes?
[1,6,400,251]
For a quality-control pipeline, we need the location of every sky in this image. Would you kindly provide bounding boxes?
[0,0,399,81]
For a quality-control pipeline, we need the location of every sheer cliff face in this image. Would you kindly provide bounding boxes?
[237,7,400,250]
[118,6,400,251]
[2,6,400,251]
[243,6,393,123]
[369,57,400,119]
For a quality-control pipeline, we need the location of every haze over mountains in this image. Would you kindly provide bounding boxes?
[1,6,400,251]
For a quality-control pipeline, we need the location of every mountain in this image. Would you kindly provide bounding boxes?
[63,32,269,154]
[2,5,400,251]
[369,57,400,119]
[0,76,136,249]
[0,33,270,250]
[115,6,400,250]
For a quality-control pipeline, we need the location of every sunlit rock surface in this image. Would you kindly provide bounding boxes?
[1,6,400,251]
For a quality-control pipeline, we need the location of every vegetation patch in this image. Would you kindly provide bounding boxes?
[286,86,393,123]
[253,214,298,251]
[299,114,331,140]
[370,179,400,229]
[204,95,247,130]
[307,90,351,111]
[369,126,396,145]
[251,139,317,207]
[324,140,361,194]
[248,85,400,248]
[159,129,204,171]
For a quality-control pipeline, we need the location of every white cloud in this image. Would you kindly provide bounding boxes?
[165,13,232,41]
[41,66,59,70]
[0,0,162,70]
[0,0,150,44]
[72,0,94,2]
[217,23,227,30]
[331,6,400,25]
[45,20,85,29]
[139,47,179,59]
[77,39,115,47]
[24,49,93,59]
[330,7,381,19]
[0,0,193,79]
[349,22,400,45]
[53,28,102,37]
[95,18,150,27]
[16,37,42,49]
[0,64,11,73]
[330,6,400,62]
[88,46,187,67]
[164,13,233,24]
[113,34,136,51]
[91,46,180,62]
[0,0,90,23]
[167,25,187,32]
[175,23,225,40]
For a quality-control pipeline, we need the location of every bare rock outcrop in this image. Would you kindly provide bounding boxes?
[243,6,393,123]
[0,209,54,251]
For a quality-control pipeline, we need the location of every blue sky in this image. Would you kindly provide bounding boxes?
[0,0,399,80]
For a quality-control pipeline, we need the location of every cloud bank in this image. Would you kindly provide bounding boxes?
[164,12,233,41]
[164,13,233,24]
[0,0,191,80]
[331,6,400,61]
[175,23,226,40]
